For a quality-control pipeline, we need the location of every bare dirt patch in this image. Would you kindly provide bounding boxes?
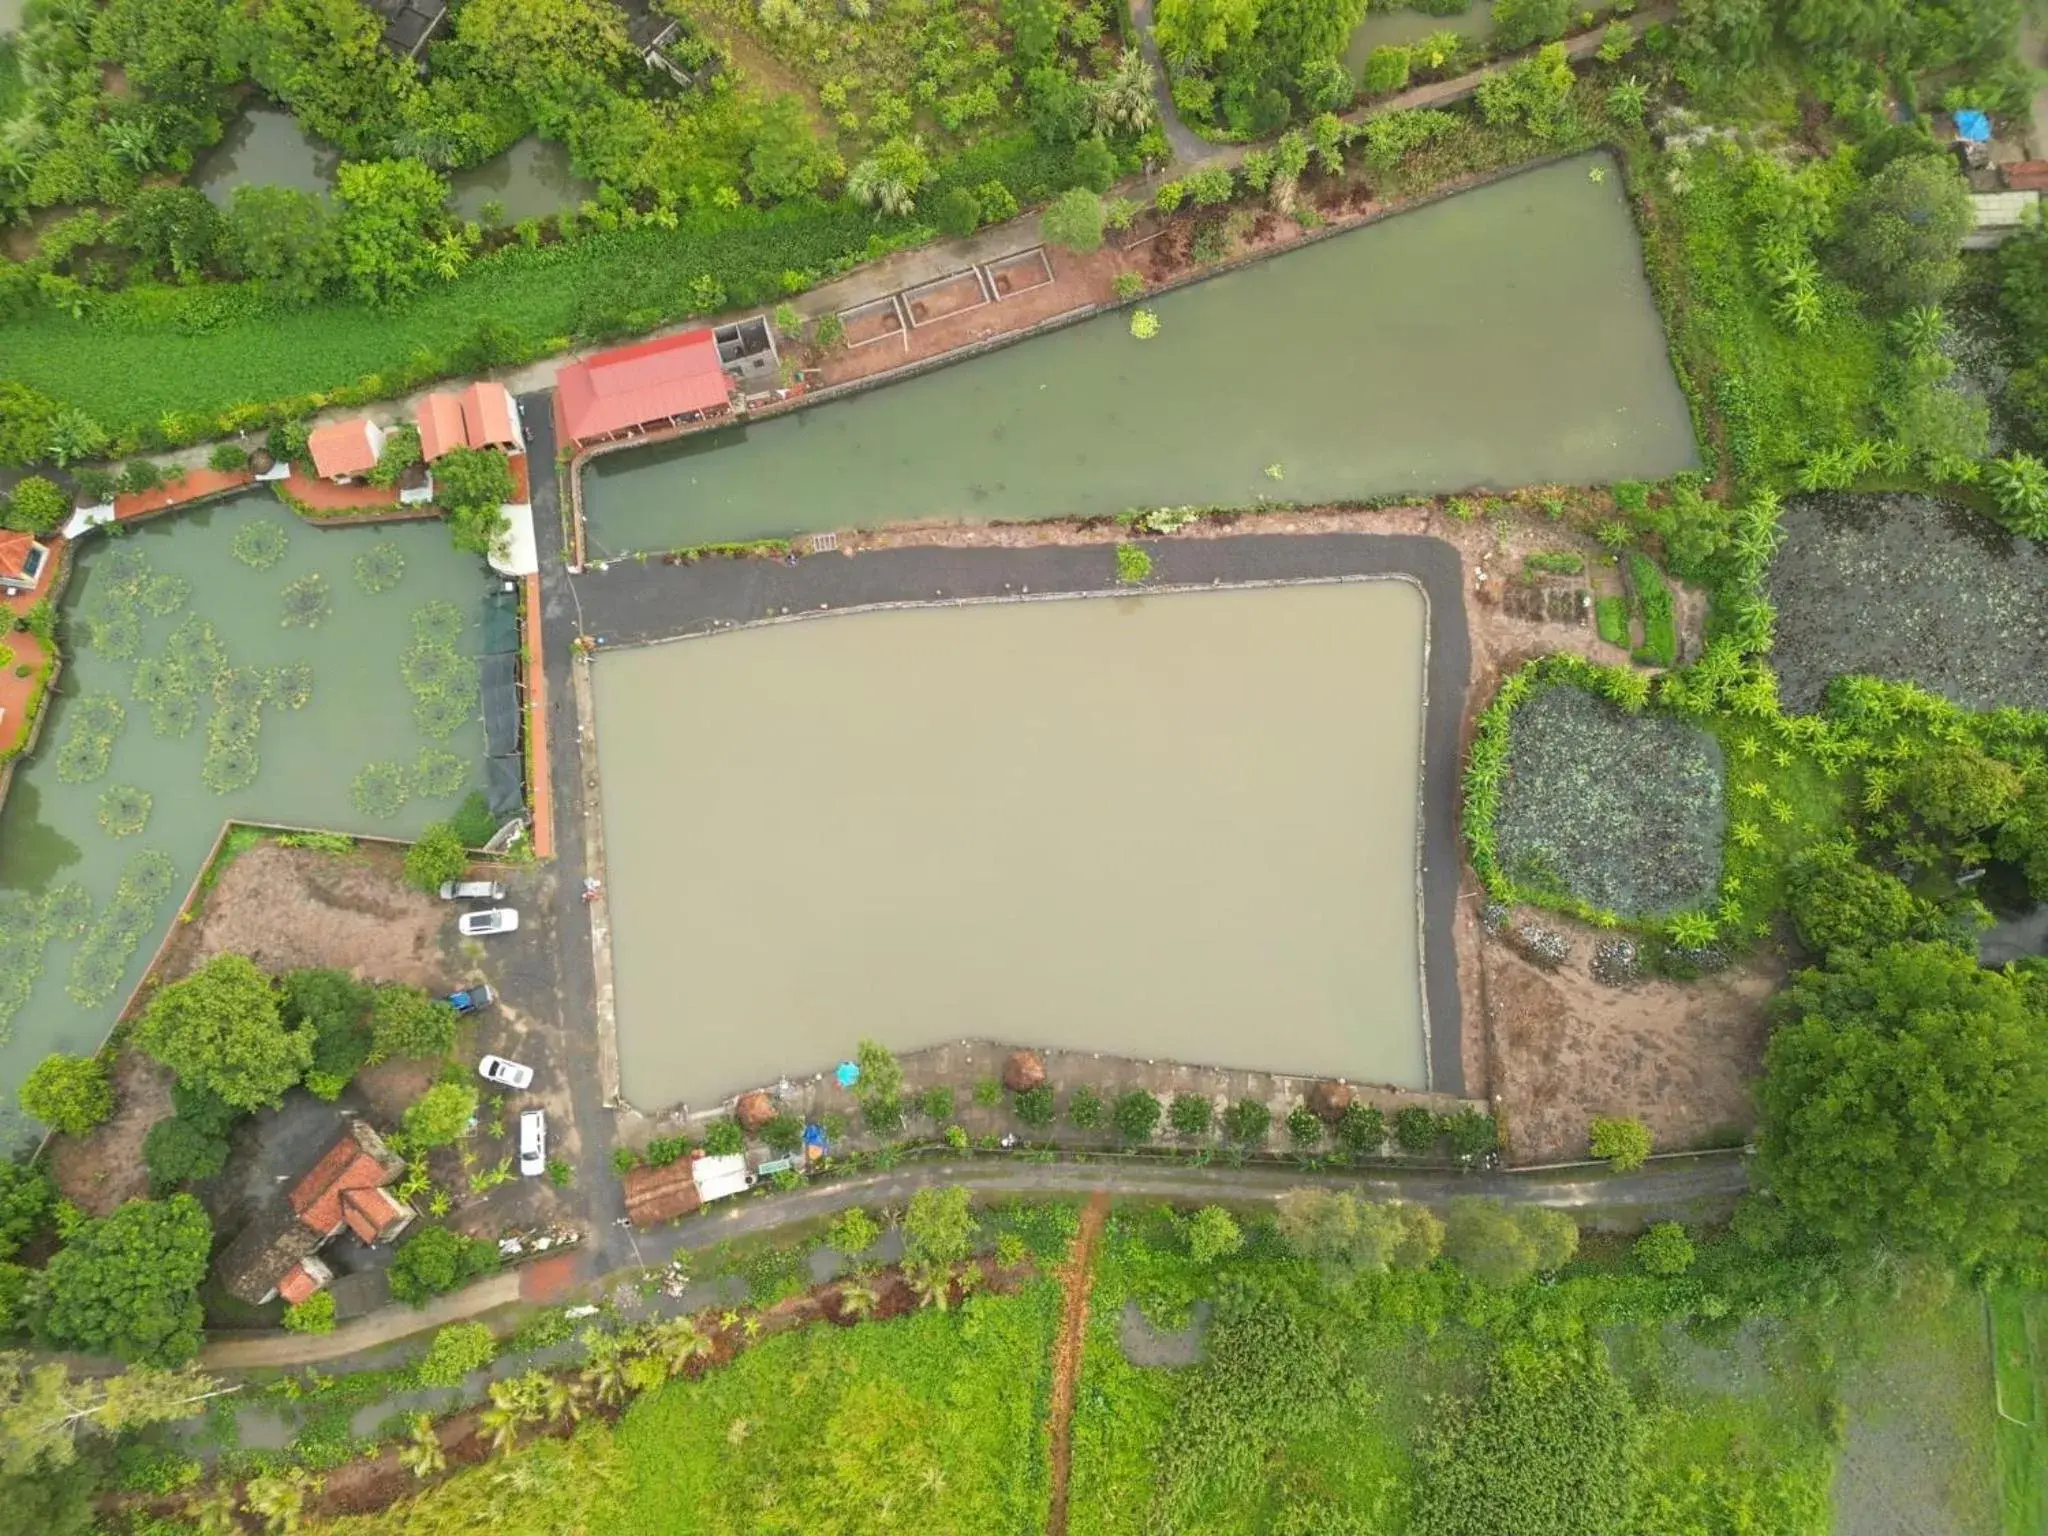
[1481,912,1778,1164]
[48,1047,172,1214]
[151,842,450,992]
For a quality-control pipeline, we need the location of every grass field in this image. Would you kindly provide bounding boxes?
[1991,1288,2048,1536]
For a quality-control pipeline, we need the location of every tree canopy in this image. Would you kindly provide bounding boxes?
[1757,941,2048,1269]
[135,954,311,1111]
[18,1054,114,1137]
[32,1195,213,1366]
[1835,153,1972,312]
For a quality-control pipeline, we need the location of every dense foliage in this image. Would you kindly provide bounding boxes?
[30,1195,212,1365]
[134,954,312,1111]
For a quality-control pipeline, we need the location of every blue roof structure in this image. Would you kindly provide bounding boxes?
[1956,109,1992,143]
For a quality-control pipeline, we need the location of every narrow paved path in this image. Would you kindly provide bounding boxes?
[1127,0,1211,167]
[194,1153,1747,1370]
[1046,1193,1111,1536]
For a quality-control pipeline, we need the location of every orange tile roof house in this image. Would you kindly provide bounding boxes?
[217,1121,417,1305]
[417,381,523,461]
[0,530,50,595]
[555,329,732,448]
[307,417,387,481]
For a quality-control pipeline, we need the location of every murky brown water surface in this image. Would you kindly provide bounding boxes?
[594,581,1428,1111]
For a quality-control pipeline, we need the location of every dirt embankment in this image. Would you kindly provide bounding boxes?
[1046,1192,1111,1536]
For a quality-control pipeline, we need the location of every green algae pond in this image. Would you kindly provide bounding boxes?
[0,496,488,1134]
[594,581,1429,1112]
[582,154,1696,556]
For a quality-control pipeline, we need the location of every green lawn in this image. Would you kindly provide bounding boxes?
[1991,1288,2048,1536]
[610,1279,1060,1536]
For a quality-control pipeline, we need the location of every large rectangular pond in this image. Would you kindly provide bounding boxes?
[583,154,1697,556]
[593,581,1428,1111]
[0,497,488,1136]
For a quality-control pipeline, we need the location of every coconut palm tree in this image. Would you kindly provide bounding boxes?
[542,1376,590,1425]
[398,1413,446,1480]
[581,1339,632,1406]
[650,1318,714,1377]
[836,1279,879,1321]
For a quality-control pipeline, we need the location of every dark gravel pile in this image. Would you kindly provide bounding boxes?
[1495,683,1725,918]
[1766,493,2048,714]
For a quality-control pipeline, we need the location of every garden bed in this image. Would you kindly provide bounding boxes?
[1493,682,1725,918]
[902,268,990,327]
[1765,492,2048,714]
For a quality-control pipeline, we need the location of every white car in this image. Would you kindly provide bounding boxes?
[518,1109,547,1177]
[459,908,520,937]
[439,879,506,902]
[478,1054,534,1090]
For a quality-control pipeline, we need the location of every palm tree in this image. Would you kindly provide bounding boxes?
[581,1341,632,1406]
[836,1279,879,1321]
[1091,49,1157,138]
[905,1259,953,1312]
[846,136,932,219]
[542,1376,590,1425]
[398,1413,446,1480]
[243,1469,322,1536]
[650,1318,714,1377]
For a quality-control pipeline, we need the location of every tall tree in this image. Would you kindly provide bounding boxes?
[0,1353,224,1475]
[134,954,311,1111]
[1757,941,2048,1268]
[32,1196,213,1365]
[1835,153,1972,311]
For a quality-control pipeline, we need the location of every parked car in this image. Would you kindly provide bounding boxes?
[459,908,519,937]
[447,984,495,1014]
[478,1053,533,1090]
[518,1109,547,1177]
[439,879,506,901]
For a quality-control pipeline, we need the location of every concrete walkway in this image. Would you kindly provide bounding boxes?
[188,1152,1748,1369]
[1128,0,1213,167]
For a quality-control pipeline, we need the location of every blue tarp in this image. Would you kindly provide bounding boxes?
[1956,110,1992,143]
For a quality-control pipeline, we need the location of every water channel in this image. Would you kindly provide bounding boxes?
[1344,1,1493,74]
[582,154,1696,555]
[194,108,594,223]
[0,497,487,1133]
[594,581,1429,1112]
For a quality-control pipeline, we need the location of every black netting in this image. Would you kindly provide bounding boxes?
[478,591,520,654]
[485,755,524,818]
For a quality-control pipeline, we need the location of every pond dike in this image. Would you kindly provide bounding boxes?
[569,532,1470,1093]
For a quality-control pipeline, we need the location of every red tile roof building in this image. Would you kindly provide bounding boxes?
[555,330,731,447]
[416,381,523,461]
[277,1257,334,1307]
[0,531,49,595]
[291,1121,414,1244]
[308,417,385,480]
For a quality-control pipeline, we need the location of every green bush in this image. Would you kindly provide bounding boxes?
[1223,1098,1271,1144]
[918,1086,955,1124]
[1626,553,1677,668]
[388,1225,500,1306]
[762,1114,805,1153]
[1168,1093,1213,1137]
[1067,1087,1105,1131]
[1013,1084,1056,1127]
[1335,1101,1385,1157]
[19,1052,114,1135]
[404,823,468,893]
[1112,1090,1161,1142]
[3,475,67,534]
[281,1291,336,1335]
[415,1320,498,1386]
[1634,1221,1696,1276]
[143,1117,231,1192]
[1394,1106,1442,1153]
[401,1082,478,1149]
[1361,45,1411,96]
[704,1120,745,1156]
[1285,1105,1323,1148]
[1593,594,1630,647]
[1443,1109,1500,1161]
[1588,1115,1652,1171]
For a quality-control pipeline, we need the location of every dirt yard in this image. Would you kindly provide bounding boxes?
[1480,908,1780,1164]
[48,1047,172,1214]
[150,842,451,992]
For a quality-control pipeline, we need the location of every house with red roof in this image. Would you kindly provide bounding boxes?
[416,380,523,462]
[307,417,387,482]
[555,329,732,449]
[217,1121,417,1306]
[0,530,50,596]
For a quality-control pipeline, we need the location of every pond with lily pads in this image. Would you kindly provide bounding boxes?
[0,496,489,1136]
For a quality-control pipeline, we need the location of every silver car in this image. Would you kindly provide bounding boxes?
[478,1054,534,1090]
[439,879,506,901]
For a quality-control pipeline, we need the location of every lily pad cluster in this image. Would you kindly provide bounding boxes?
[96,784,152,837]
[231,520,289,570]
[0,883,91,1044]
[401,599,478,742]
[68,849,177,1009]
[202,667,274,794]
[351,760,411,820]
[279,572,332,630]
[1492,681,1726,919]
[80,549,187,662]
[354,541,406,594]
[54,695,126,784]
[132,614,229,739]
[411,747,469,800]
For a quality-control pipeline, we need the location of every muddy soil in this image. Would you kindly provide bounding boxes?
[48,1047,173,1214]
[1480,911,1778,1164]
[150,843,451,992]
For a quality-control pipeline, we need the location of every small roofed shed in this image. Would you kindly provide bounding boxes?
[417,381,523,461]
[623,1160,704,1227]
[416,392,467,463]
[555,330,731,448]
[308,417,386,481]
